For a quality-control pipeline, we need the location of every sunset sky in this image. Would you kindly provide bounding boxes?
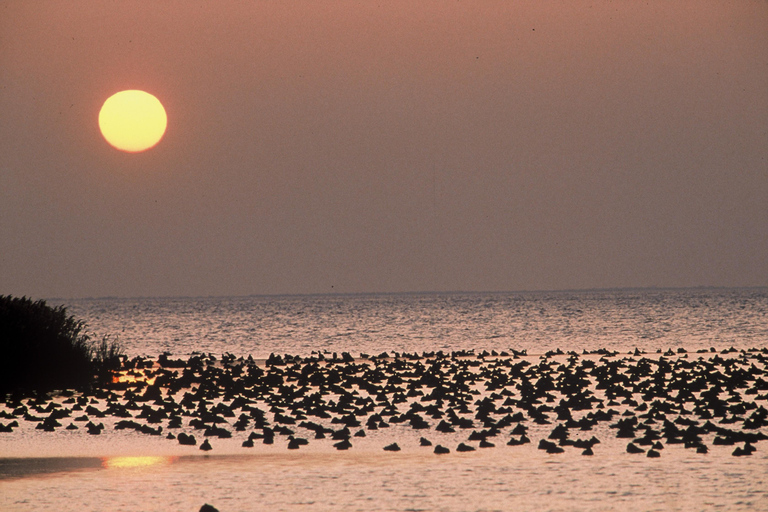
[1,1,766,298]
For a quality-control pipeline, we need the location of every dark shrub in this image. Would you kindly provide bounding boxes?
[92,333,125,382]
[0,295,123,395]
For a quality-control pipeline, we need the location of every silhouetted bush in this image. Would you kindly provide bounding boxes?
[0,295,124,396]
[92,333,125,383]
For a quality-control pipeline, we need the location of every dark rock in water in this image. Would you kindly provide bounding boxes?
[468,430,486,441]
[139,424,163,436]
[85,405,106,418]
[511,423,528,436]
[114,420,142,431]
[457,443,475,452]
[419,437,432,446]
[548,424,569,441]
[537,439,557,451]
[331,427,351,440]
[287,436,308,449]
[581,447,594,456]
[409,415,430,429]
[434,445,450,454]
[200,439,213,451]
[383,443,401,451]
[546,444,564,454]
[37,417,60,431]
[733,443,755,456]
[167,417,183,429]
[242,438,254,448]
[646,449,661,458]
[199,505,219,512]
[626,442,644,454]
[732,446,747,456]
[86,422,104,435]
[333,439,352,450]
[204,426,232,439]
[178,432,197,446]
[435,420,456,433]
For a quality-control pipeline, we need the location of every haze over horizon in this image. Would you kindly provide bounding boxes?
[2,1,767,299]
[42,285,768,303]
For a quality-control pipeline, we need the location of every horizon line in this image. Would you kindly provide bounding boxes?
[46,285,768,302]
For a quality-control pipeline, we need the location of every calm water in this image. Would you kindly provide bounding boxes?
[2,289,767,512]
[63,288,768,357]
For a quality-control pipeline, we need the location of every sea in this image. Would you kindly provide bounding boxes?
[1,288,767,511]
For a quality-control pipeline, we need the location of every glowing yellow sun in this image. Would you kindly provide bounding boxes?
[98,90,167,152]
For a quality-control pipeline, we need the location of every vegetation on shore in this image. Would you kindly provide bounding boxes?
[0,295,124,396]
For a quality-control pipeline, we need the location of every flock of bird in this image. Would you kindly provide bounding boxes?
[1,347,767,458]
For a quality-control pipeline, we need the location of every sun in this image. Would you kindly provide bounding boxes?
[98,90,167,152]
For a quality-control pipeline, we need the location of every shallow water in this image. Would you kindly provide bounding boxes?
[2,289,767,511]
[3,449,767,512]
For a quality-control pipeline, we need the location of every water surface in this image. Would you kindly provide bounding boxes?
[2,289,766,511]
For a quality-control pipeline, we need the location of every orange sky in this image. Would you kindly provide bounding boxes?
[1,1,766,297]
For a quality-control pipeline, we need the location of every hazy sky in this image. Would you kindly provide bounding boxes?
[1,1,766,298]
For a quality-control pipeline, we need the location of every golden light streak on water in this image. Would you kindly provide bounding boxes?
[111,371,157,386]
[101,456,176,469]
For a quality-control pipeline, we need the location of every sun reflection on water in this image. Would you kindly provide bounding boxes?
[111,371,157,386]
[101,456,176,469]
